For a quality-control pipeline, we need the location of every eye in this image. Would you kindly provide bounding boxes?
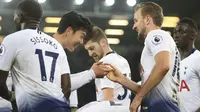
[179,30,186,35]
[89,47,94,50]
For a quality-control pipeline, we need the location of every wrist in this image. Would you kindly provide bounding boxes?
[89,69,96,79]
[117,75,126,84]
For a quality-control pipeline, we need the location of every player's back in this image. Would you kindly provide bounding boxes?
[95,52,131,105]
[179,50,200,112]
[140,29,180,112]
[3,29,70,112]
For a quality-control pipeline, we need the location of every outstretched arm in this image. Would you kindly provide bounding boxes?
[70,62,113,91]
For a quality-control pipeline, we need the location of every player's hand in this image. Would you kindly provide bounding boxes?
[91,61,113,78]
[130,95,143,112]
[106,64,124,82]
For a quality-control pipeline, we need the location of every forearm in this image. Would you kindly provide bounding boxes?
[0,71,10,100]
[118,76,141,94]
[61,74,71,99]
[137,64,168,97]
[0,83,11,100]
[70,69,95,91]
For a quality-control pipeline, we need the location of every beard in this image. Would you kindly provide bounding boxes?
[92,47,104,62]
[137,28,147,43]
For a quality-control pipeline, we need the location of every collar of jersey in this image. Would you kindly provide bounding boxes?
[106,51,115,55]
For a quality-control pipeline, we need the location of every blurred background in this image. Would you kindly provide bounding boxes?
[0,0,200,108]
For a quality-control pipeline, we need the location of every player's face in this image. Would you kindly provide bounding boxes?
[173,23,191,49]
[64,29,86,52]
[84,40,104,62]
[132,9,146,42]
[13,9,22,31]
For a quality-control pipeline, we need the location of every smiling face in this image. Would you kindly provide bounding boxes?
[132,9,147,42]
[84,40,104,62]
[63,28,86,52]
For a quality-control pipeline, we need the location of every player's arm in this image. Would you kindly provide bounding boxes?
[0,70,10,100]
[0,35,17,101]
[102,88,114,100]
[136,51,170,98]
[100,77,115,101]
[107,67,141,93]
[61,73,71,99]
[70,62,113,91]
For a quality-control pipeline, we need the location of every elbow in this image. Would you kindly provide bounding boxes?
[62,86,71,99]
[161,64,170,75]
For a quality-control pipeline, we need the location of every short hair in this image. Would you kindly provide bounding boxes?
[83,26,107,45]
[178,17,198,34]
[57,11,93,35]
[134,2,163,27]
[17,0,43,21]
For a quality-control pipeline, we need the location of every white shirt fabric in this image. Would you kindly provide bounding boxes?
[140,29,180,112]
[0,74,13,111]
[95,52,131,106]
[0,29,70,112]
[179,50,200,112]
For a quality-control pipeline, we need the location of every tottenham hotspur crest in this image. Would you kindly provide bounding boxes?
[152,35,163,45]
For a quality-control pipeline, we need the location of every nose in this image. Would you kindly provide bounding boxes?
[80,38,83,44]
[132,24,136,31]
[88,50,93,57]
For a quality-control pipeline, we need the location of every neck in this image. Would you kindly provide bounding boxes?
[145,25,160,36]
[103,45,113,56]
[179,42,195,60]
[53,33,65,47]
[21,21,39,30]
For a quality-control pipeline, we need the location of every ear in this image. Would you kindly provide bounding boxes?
[99,39,107,47]
[65,27,73,36]
[20,13,26,23]
[190,33,197,40]
[145,15,151,25]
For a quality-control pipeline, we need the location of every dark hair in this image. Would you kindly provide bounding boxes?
[17,0,43,21]
[83,26,107,45]
[178,17,198,34]
[134,2,163,27]
[57,11,93,35]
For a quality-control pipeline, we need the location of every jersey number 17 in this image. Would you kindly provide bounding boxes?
[35,49,59,83]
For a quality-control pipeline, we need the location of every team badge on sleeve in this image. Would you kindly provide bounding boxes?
[0,44,5,56]
[152,35,163,45]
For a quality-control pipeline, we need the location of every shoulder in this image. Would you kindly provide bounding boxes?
[100,53,119,64]
[146,30,172,45]
[192,50,200,62]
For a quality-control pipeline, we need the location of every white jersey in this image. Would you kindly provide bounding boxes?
[179,50,200,112]
[69,90,78,107]
[140,29,180,112]
[0,29,70,112]
[0,74,13,111]
[95,52,131,106]
[77,101,129,112]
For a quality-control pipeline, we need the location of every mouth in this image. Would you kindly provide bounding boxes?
[74,43,80,48]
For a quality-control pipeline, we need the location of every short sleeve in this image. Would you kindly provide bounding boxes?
[60,48,71,75]
[100,76,115,89]
[0,35,17,71]
[146,31,171,57]
[194,56,200,78]
[99,56,115,89]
